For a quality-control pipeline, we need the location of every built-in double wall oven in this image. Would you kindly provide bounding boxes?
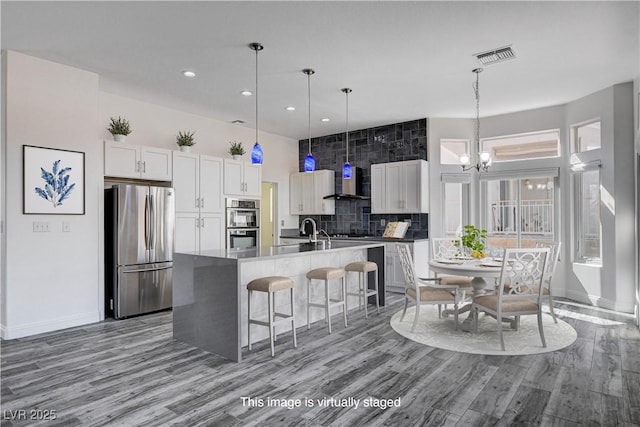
[226,198,260,251]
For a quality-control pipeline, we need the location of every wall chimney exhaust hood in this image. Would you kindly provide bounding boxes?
[323,167,370,200]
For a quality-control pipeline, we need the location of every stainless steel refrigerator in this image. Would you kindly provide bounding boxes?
[105,184,175,319]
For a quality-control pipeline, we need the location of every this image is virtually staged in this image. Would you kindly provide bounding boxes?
[1,1,639,425]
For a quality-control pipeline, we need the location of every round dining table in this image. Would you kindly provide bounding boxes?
[427,257,504,332]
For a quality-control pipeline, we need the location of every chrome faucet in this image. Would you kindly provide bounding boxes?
[318,229,332,247]
[300,218,318,243]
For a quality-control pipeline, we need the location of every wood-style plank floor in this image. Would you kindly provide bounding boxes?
[1,296,639,427]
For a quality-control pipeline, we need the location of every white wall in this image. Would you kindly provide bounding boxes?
[3,51,101,338]
[1,51,299,339]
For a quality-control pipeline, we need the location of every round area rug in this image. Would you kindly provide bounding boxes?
[390,305,577,356]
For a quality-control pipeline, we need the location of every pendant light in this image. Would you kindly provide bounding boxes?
[342,88,353,179]
[460,68,491,172]
[303,68,316,172]
[249,42,264,165]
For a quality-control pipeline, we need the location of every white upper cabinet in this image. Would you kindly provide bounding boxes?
[104,141,172,181]
[223,159,261,198]
[371,159,428,214]
[173,152,224,252]
[289,170,335,215]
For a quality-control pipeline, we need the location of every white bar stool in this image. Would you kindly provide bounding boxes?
[306,267,347,333]
[345,261,380,318]
[247,276,297,357]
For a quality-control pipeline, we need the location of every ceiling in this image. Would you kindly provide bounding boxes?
[2,1,638,140]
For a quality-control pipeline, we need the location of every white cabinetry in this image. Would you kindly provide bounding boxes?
[371,160,428,214]
[104,140,172,181]
[223,159,261,198]
[289,170,335,215]
[173,152,224,252]
[384,240,430,293]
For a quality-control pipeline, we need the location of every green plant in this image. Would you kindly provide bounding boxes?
[176,131,195,147]
[460,224,487,257]
[228,141,245,156]
[107,116,132,136]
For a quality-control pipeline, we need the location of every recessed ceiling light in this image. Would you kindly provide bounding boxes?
[321,118,330,122]
[241,91,253,96]
[285,106,296,111]
[182,70,196,78]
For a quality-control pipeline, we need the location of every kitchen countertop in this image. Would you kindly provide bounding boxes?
[279,234,428,243]
[175,240,384,261]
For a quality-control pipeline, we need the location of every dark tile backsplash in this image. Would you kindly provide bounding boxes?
[296,118,428,239]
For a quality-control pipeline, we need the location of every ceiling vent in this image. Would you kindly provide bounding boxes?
[231,120,246,124]
[474,46,516,65]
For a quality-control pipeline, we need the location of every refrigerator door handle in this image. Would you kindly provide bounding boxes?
[149,194,155,250]
[122,266,172,274]
[144,195,150,250]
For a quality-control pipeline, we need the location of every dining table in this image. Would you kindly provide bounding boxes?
[427,257,505,332]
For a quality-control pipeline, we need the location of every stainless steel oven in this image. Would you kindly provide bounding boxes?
[226,199,260,250]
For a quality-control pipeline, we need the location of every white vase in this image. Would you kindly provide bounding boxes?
[232,154,241,160]
[180,146,191,153]
[113,134,126,143]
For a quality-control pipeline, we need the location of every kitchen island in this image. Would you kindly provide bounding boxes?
[173,241,384,362]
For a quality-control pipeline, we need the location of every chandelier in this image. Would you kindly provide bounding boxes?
[460,68,491,172]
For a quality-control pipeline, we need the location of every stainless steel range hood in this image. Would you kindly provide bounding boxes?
[323,167,370,200]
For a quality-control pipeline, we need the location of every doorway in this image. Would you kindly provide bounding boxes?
[260,182,278,247]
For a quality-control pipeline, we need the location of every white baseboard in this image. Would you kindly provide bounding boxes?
[0,311,100,340]
[564,289,635,314]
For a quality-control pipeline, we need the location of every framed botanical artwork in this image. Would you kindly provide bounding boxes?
[23,145,85,215]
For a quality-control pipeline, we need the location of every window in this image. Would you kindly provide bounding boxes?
[572,120,601,153]
[442,182,469,236]
[482,173,556,249]
[481,130,560,162]
[440,139,469,165]
[574,168,601,263]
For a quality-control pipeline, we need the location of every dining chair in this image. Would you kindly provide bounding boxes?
[536,241,561,323]
[472,247,550,351]
[430,237,473,289]
[396,243,466,332]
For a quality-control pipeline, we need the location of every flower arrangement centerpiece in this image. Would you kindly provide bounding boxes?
[107,116,132,142]
[460,225,487,259]
[176,131,196,152]
[228,141,245,159]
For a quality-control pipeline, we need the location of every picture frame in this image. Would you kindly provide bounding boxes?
[23,145,85,215]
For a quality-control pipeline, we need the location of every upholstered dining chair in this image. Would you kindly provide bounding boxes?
[430,237,473,289]
[536,241,561,323]
[472,247,550,351]
[397,243,466,332]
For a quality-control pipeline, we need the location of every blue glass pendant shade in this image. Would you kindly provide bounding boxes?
[251,142,263,164]
[304,153,316,172]
[342,162,352,179]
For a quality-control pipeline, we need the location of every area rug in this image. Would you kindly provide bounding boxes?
[390,305,577,356]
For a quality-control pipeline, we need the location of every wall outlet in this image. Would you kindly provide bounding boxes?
[380,219,386,227]
[62,221,71,232]
[281,220,285,226]
[33,221,50,232]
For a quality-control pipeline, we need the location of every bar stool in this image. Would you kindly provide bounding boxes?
[345,261,380,318]
[247,276,297,357]
[306,267,347,333]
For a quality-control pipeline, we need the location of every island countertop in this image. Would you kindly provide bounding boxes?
[173,241,385,362]
[175,240,384,261]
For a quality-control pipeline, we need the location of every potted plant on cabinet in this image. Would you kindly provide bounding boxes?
[228,141,245,160]
[460,224,488,258]
[107,116,132,143]
[176,131,196,152]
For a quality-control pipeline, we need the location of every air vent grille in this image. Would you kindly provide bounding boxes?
[474,46,515,65]
[231,120,246,124]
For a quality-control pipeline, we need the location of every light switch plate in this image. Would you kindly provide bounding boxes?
[62,221,71,232]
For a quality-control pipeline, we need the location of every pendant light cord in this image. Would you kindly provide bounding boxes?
[255,47,259,146]
[307,72,312,155]
[473,68,481,156]
[345,90,349,163]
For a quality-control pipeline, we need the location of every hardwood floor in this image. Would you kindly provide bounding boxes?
[1,297,639,426]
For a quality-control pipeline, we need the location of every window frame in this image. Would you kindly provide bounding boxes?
[572,163,602,265]
[570,118,601,154]
[439,138,470,166]
[480,129,561,164]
